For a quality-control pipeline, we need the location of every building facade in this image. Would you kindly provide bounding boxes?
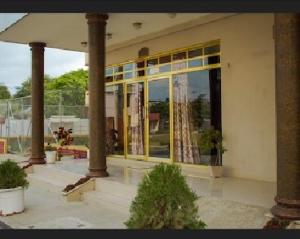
[102,13,276,182]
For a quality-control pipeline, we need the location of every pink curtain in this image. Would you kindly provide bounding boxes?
[173,74,200,164]
[129,83,144,155]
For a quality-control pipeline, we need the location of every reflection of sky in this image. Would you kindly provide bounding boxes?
[188,71,210,100]
[149,79,169,102]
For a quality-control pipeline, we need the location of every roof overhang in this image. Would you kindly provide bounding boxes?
[0,13,236,52]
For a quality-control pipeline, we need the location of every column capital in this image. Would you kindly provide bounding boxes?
[29,42,46,48]
[86,13,108,24]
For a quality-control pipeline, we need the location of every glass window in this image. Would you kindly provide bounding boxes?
[124,63,134,72]
[126,82,145,155]
[124,72,133,79]
[105,67,113,76]
[137,61,145,68]
[159,64,171,73]
[204,45,220,55]
[114,74,123,81]
[137,70,145,77]
[147,66,160,75]
[173,70,212,165]
[159,55,171,64]
[188,59,203,68]
[105,84,124,155]
[172,51,187,61]
[148,78,170,158]
[147,58,158,67]
[114,65,123,73]
[105,76,113,83]
[204,55,220,65]
[172,61,187,71]
[188,48,203,58]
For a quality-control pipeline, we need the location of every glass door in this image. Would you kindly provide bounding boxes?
[126,81,146,158]
[147,77,171,160]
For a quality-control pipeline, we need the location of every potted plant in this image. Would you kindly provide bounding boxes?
[125,163,206,229]
[44,143,57,164]
[200,128,226,178]
[0,160,29,216]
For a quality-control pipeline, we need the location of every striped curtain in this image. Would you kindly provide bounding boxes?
[173,74,200,164]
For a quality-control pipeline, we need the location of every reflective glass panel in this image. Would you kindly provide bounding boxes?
[124,63,134,71]
[173,70,212,165]
[204,45,220,55]
[148,78,170,158]
[126,82,145,155]
[188,48,203,58]
[188,59,203,68]
[105,84,124,155]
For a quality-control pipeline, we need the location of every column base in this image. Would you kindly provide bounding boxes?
[87,168,109,178]
[271,197,300,220]
[29,156,46,165]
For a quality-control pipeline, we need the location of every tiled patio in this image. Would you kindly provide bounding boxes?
[0,154,275,229]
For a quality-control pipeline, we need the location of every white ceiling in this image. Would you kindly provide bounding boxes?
[0,13,213,52]
[0,13,213,51]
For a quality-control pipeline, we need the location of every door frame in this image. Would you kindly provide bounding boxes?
[124,76,173,162]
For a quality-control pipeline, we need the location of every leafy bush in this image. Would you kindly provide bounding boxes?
[0,160,29,189]
[125,163,206,229]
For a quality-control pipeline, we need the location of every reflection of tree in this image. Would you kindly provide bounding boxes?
[189,94,210,130]
[149,99,169,131]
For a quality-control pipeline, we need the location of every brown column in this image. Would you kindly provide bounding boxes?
[271,14,300,220]
[29,42,46,164]
[86,13,109,177]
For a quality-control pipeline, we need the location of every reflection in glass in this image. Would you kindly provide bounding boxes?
[148,78,170,158]
[127,83,145,155]
[173,70,212,165]
[105,84,124,155]
[204,45,220,55]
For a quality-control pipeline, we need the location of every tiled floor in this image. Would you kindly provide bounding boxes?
[55,157,276,208]
[0,154,276,229]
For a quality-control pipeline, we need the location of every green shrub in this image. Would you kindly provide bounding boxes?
[0,160,29,189]
[125,163,206,229]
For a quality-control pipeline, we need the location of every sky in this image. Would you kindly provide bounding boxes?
[0,13,86,95]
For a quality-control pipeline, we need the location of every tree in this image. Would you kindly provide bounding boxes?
[0,84,11,99]
[14,75,53,98]
[45,69,88,106]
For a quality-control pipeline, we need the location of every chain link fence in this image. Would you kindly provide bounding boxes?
[0,90,89,154]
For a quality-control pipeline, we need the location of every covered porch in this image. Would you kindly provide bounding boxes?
[0,13,299,221]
